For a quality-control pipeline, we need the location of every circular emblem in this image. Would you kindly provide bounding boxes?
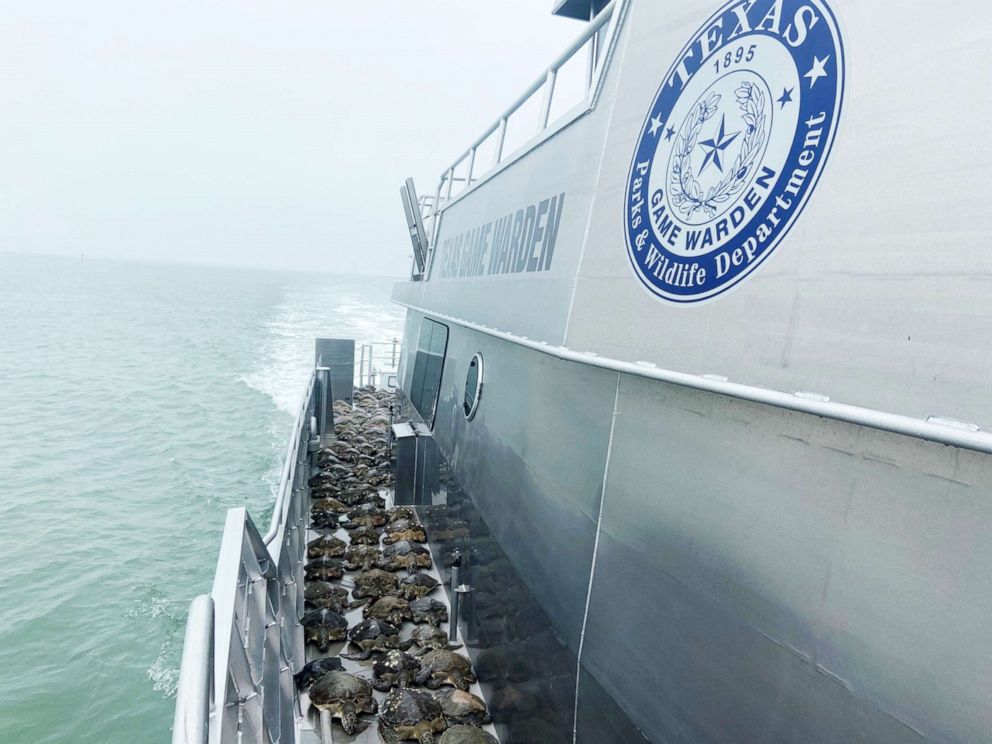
[624,0,845,303]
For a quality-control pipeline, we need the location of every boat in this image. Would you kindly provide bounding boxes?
[173,0,992,742]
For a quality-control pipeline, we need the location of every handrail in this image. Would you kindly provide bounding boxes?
[174,345,340,743]
[394,300,992,455]
[172,595,214,744]
[433,0,619,210]
[263,371,316,545]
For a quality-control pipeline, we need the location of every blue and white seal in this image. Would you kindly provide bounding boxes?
[624,0,844,303]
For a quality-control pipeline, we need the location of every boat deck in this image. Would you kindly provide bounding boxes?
[295,392,498,743]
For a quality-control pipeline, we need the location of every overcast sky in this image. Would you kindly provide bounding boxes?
[0,1,586,276]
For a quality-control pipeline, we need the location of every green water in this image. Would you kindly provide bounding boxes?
[0,253,403,743]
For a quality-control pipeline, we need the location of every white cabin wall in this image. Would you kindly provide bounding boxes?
[566,0,992,426]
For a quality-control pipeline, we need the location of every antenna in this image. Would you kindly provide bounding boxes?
[400,178,428,279]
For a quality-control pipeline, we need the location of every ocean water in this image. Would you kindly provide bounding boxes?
[0,253,404,743]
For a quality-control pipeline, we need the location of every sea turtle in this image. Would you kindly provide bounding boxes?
[302,608,349,652]
[294,656,344,688]
[372,649,423,691]
[311,496,348,514]
[342,618,410,660]
[438,725,497,744]
[336,489,384,508]
[311,510,339,529]
[378,688,447,744]
[386,506,418,522]
[415,650,476,691]
[304,557,345,582]
[379,541,432,572]
[348,502,387,520]
[365,595,414,626]
[308,670,378,736]
[410,597,448,627]
[352,569,399,602]
[347,525,383,546]
[410,625,462,654]
[394,573,440,600]
[307,534,346,559]
[433,690,491,727]
[345,513,388,530]
[383,520,428,545]
[343,544,382,572]
[305,582,365,613]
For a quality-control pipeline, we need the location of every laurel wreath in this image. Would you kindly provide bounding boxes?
[669,82,767,219]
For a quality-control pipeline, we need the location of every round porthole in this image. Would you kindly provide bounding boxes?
[463,353,484,420]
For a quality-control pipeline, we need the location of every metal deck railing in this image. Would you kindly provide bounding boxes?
[356,339,401,389]
[429,0,621,215]
[173,369,322,744]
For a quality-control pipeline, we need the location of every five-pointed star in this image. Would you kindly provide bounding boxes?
[777,87,794,108]
[804,55,831,88]
[697,114,740,174]
[649,114,664,137]
[665,126,676,141]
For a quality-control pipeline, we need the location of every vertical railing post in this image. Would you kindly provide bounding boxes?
[358,345,366,388]
[466,147,476,189]
[448,550,462,644]
[538,68,558,132]
[445,167,455,200]
[391,338,398,368]
[316,367,330,438]
[493,117,507,167]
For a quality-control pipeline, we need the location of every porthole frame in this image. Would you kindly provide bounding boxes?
[463,353,484,421]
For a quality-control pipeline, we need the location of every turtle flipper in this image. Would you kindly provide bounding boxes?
[339,704,359,736]
[378,719,402,744]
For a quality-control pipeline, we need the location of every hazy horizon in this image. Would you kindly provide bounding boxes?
[1,1,586,276]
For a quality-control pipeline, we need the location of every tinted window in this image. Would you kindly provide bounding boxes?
[410,319,448,425]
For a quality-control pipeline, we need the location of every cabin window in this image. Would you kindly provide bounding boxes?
[463,353,483,420]
[409,319,448,426]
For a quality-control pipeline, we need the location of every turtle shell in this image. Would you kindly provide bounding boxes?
[410,597,448,627]
[433,689,491,727]
[294,656,344,688]
[378,688,446,743]
[304,582,354,613]
[304,582,349,603]
[343,545,382,572]
[415,650,476,691]
[311,511,339,529]
[365,595,414,626]
[348,525,383,546]
[385,508,417,524]
[383,524,428,545]
[438,724,497,744]
[302,609,349,652]
[372,649,423,691]
[304,557,345,581]
[309,670,378,735]
[346,513,387,530]
[311,497,349,514]
[307,534,346,559]
[410,625,461,653]
[378,541,432,572]
[343,618,406,660]
[395,573,439,600]
[347,502,386,519]
[353,569,399,601]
